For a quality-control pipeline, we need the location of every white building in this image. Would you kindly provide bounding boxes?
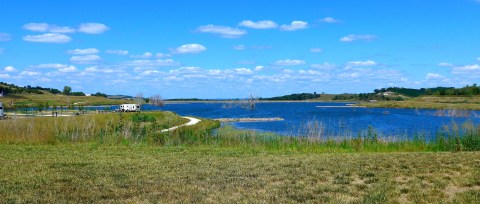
[119,104,140,112]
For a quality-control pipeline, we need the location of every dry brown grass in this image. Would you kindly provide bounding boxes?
[1,92,129,108]
[360,96,480,110]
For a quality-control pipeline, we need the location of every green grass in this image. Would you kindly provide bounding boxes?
[0,144,479,203]
[1,111,480,202]
[0,112,189,144]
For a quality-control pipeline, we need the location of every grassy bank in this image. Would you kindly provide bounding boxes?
[0,112,189,144]
[1,145,479,203]
[1,92,129,108]
[360,96,480,110]
[1,112,480,202]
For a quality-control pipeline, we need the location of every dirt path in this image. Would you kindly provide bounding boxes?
[160,117,201,132]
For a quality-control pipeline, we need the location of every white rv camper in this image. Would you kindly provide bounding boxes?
[0,102,4,118]
[119,104,140,112]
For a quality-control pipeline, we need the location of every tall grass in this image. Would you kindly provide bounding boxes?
[0,112,187,144]
[1,111,480,152]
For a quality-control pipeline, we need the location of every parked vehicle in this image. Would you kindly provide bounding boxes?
[119,104,140,112]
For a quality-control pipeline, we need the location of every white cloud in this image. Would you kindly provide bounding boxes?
[0,74,10,79]
[58,66,78,72]
[22,23,48,32]
[453,64,480,74]
[438,62,454,67]
[20,71,40,76]
[311,63,337,70]
[310,48,323,53]
[319,17,341,23]
[347,60,377,67]
[426,73,444,80]
[340,34,376,42]
[255,66,264,71]
[106,50,129,55]
[233,45,246,50]
[231,68,253,75]
[33,63,71,69]
[23,33,71,43]
[78,23,109,34]
[4,66,17,72]
[22,23,75,33]
[274,59,306,66]
[197,25,246,38]
[67,48,99,55]
[172,44,206,54]
[0,32,11,41]
[70,55,102,64]
[156,53,171,58]
[239,20,278,29]
[126,59,180,67]
[131,52,153,59]
[280,21,308,31]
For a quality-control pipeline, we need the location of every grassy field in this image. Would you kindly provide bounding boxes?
[1,112,480,203]
[360,96,480,110]
[1,145,479,203]
[1,92,129,108]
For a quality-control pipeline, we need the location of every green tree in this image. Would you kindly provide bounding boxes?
[63,86,72,95]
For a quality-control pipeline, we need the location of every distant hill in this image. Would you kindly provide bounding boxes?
[0,82,61,95]
[261,93,321,101]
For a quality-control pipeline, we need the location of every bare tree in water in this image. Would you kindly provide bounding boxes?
[135,93,144,106]
[150,94,165,107]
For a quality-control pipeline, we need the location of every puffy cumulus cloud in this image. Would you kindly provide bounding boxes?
[346,60,377,68]
[438,62,454,67]
[30,63,77,73]
[78,23,109,34]
[172,44,206,54]
[23,33,71,43]
[452,64,480,74]
[20,71,40,76]
[238,20,278,29]
[319,17,341,23]
[106,50,129,55]
[67,48,99,55]
[58,66,77,73]
[230,68,253,75]
[310,48,323,53]
[130,52,153,59]
[156,53,171,58]
[4,66,17,72]
[0,32,11,41]
[274,59,306,66]
[311,63,337,70]
[0,73,10,79]
[280,21,308,31]
[233,45,246,50]
[255,66,264,71]
[426,73,444,80]
[23,23,75,33]
[197,25,246,38]
[70,55,102,64]
[126,59,180,67]
[340,34,376,42]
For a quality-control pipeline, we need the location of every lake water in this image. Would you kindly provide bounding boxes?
[138,102,480,138]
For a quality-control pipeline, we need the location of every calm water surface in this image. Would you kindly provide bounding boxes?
[140,102,480,138]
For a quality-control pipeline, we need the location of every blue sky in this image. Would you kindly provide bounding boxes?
[0,0,479,98]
